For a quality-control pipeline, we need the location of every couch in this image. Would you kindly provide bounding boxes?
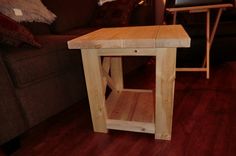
[165,0,236,67]
[0,0,154,147]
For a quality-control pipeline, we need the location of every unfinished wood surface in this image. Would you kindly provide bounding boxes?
[122,89,153,93]
[206,10,211,79]
[189,9,208,13]
[176,67,207,72]
[67,25,190,49]
[67,25,190,140]
[173,12,177,24]
[106,119,155,134]
[155,48,176,140]
[210,9,223,45]
[81,49,107,133]
[97,48,175,56]
[97,48,159,56]
[111,57,123,91]
[166,3,233,12]
[106,91,154,123]
[101,67,116,92]
[102,57,111,93]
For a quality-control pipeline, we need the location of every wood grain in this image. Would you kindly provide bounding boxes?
[106,90,154,122]
[155,48,177,140]
[166,3,233,12]
[9,62,236,156]
[67,25,190,140]
[67,25,190,49]
[81,49,108,133]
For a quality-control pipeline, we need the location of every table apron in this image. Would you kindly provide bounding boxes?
[87,48,177,56]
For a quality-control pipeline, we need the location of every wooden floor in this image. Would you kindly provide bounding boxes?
[2,61,236,156]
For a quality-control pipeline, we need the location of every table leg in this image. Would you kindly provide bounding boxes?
[203,8,223,79]
[206,10,210,79]
[173,12,177,24]
[155,48,176,140]
[81,49,108,133]
[111,57,124,91]
[102,57,111,94]
[209,9,223,46]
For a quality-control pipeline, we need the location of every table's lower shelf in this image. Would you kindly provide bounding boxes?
[105,89,155,134]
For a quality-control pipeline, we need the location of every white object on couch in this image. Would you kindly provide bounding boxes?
[98,0,116,6]
[0,0,56,24]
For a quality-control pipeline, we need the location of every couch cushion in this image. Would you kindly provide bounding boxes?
[0,54,27,145]
[16,69,86,127]
[43,0,98,33]
[0,12,41,48]
[3,35,81,88]
[22,22,51,35]
[0,0,56,24]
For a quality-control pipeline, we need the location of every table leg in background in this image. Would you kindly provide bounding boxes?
[111,57,124,91]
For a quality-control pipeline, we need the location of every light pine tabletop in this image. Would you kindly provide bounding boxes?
[67,25,190,49]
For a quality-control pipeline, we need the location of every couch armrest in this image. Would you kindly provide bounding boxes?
[0,52,27,145]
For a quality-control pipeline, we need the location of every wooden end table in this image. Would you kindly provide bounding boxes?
[68,25,190,140]
[166,3,233,79]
